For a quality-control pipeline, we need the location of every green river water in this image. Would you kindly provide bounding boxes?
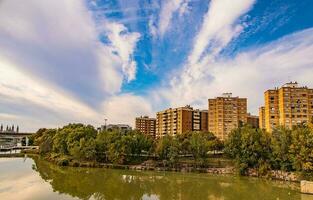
[0,157,313,200]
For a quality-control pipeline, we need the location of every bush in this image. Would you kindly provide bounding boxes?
[57,158,69,166]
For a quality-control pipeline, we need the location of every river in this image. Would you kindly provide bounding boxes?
[0,157,312,200]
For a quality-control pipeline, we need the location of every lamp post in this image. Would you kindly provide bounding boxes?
[104,118,108,131]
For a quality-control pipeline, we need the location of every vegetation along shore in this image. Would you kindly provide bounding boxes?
[25,122,313,182]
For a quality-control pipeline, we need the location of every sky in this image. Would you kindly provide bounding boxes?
[0,0,313,132]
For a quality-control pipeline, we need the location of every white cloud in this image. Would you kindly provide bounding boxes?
[178,1,191,17]
[189,0,255,65]
[156,28,313,114]
[158,0,188,37]
[0,0,141,131]
[149,16,158,38]
[102,94,154,127]
[100,21,141,82]
[0,59,102,130]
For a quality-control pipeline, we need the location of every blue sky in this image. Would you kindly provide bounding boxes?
[0,0,313,131]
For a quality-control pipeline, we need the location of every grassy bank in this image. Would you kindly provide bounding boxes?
[0,153,25,158]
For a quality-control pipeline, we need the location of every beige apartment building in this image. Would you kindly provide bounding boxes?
[135,116,156,138]
[247,113,259,128]
[259,106,265,129]
[156,105,208,137]
[208,93,247,140]
[260,82,313,132]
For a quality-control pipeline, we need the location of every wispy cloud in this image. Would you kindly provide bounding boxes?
[157,0,190,37]
[0,0,141,130]
[102,94,153,127]
[0,0,311,131]
[155,28,313,114]
[189,0,256,65]
[100,21,141,82]
[0,58,102,129]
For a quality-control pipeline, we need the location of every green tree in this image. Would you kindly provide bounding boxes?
[270,126,292,171]
[189,132,209,163]
[225,125,271,175]
[289,125,313,172]
[95,131,111,162]
[155,135,180,166]
[39,129,56,155]
[53,130,68,154]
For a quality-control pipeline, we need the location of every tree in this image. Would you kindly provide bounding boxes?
[225,125,271,175]
[155,135,180,165]
[270,126,292,171]
[53,130,68,154]
[39,129,56,155]
[189,132,208,163]
[95,131,111,162]
[289,125,313,172]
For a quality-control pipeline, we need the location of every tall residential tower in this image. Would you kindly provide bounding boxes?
[135,116,156,138]
[208,93,247,140]
[260,82,313,132]
[156,105,208,137]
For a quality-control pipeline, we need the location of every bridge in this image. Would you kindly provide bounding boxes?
[0,132,33,137]
[0,144,38,152]
[0,132,35,152]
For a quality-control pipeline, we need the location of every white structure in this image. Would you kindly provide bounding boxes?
[98,124,132,133]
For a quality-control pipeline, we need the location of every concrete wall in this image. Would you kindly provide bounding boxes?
[301,181,313,194]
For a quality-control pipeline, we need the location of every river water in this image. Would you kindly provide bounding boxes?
[0,157,312,200]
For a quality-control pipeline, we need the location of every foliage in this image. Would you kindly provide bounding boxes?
[271,126,293,171]
[155,135,179,164]
[289,125,313,172]
[225,124,313,174]
[34,123,223,165]
[225,125,272,174]
[34,122,313,174]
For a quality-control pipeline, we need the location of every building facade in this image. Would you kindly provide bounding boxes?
[260,82,313,132]
[0,124,19,133]
[247,113,259,128]
[259,106,265,129]
[156,105,208,137]
[208,93,247,140]
[135,116,156,138]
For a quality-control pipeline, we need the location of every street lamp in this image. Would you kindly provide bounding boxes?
[104,118,108,131]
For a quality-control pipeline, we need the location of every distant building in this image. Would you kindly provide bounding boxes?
[260,82,313,132]
[0,124,19,133]
[99,124,132,133]
[156,105,208,137]
[247,113,259,128]
[135,116,156,138]
[259,106,265,130]
[208,93,247,140]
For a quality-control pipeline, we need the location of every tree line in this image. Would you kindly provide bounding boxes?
[29,122,313,175]
[29,123,223,166]
[225,123,313,175]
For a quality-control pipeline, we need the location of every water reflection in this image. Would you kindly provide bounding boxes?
[1,157,312,200]
[31,157,303,200]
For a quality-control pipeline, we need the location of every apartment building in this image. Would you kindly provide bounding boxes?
[259,106,265,129]
[135,116,156,138]
[260,82,313,132]
[156,105,208,137]
[247,113,259,128]
[208,93,247,140]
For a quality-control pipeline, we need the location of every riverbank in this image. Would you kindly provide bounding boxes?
[0,153,25,158]
[0,149,300,182]
[24,152,300,183]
